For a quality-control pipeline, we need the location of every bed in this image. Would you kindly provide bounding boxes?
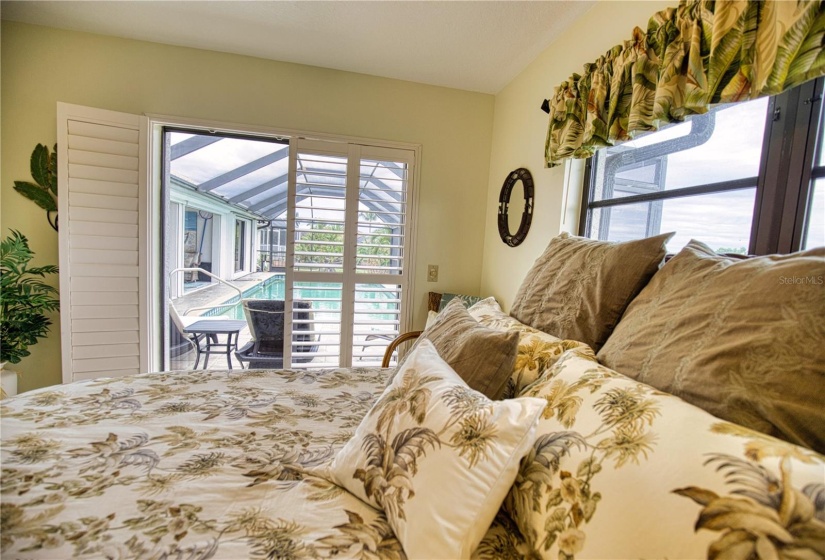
[2,235,824,560]
[0,367,406,558]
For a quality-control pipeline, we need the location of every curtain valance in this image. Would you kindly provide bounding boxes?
[545,0,825,167]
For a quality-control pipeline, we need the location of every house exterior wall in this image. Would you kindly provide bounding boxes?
[479,1,672,310]
[1,21,494,391]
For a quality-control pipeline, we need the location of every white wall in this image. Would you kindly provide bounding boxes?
[1,21,494,391]
[480,1,672,309]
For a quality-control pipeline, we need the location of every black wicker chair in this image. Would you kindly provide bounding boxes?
[234,299,317,368]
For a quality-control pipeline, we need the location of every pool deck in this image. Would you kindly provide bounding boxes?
[172,272,280,316]
[168,271,392,371]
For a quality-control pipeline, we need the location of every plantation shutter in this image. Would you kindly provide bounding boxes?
[286,140,415,368]
[57,103,149,383]
[286,139,350,367]
[351,146,413,366]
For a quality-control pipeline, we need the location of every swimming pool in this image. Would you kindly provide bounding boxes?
[207,275,399,322]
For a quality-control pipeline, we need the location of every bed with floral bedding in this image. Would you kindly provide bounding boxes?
[3,348,823,560]
[1,367,405,558]
[2,235,823,560]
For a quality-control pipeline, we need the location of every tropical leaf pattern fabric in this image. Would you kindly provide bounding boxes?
[499,348,825,559]
[0,367,407,559]
[323,340,546,559]
[546,0,825,167]
[467,297,591,397]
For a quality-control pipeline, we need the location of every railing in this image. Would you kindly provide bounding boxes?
[169,267,243,316]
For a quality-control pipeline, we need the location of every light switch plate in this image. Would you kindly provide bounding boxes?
[427,264,438,282]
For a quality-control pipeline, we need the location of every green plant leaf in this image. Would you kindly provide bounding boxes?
[13,181,57,212]
[49,145,58,194]
[14,182,56,212]
[0,230,60,364]
[30,144,51,189]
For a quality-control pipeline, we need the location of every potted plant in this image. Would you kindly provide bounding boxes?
[0,230,60,397]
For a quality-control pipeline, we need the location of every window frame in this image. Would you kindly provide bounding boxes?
[233,217,249,273]
[579,78,825,255]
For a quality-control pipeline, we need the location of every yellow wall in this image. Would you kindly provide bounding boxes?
[479,1,672,309]
[1,21,495,392]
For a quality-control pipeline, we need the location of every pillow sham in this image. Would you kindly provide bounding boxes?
[468,297,592,397]
[509,231,673,351]
[437,292,484,311]
[324,340,546,560]
[598,240,825,453]
[398,298,519,399]
[504,348,825,560]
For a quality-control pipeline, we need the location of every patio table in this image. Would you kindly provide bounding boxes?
[183,319,247,370]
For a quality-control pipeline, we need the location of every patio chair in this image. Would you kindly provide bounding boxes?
[235,299,317,368]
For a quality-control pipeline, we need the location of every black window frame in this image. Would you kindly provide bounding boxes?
[579,78,824,255]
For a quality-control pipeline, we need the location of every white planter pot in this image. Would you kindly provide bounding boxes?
[1,365,18,398]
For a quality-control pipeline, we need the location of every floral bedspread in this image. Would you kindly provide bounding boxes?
[1,367,409,559]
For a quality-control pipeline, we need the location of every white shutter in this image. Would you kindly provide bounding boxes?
[286,140,350,368]
[351,147,413,366]
[286,141,414,368]
[58,103,148,383]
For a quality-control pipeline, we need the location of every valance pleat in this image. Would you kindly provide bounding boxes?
[545,0,825,168]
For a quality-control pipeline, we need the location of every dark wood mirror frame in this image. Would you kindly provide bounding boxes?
[497,167,534,247]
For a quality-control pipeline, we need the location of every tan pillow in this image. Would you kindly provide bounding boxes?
[598,240,825,453]
[510,232,673,351]
[468,297,593,397]
[402,299,519,400]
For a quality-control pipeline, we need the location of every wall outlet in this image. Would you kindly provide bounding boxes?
[427,264,438,282]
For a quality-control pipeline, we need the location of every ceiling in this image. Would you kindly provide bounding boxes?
[1,0,594,94]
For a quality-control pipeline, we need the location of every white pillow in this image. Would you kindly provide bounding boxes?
[324,339,546,559]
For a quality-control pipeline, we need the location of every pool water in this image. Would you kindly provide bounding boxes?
[214,276,397,322]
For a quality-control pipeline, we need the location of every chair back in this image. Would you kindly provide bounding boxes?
[241,299,315,361]
[243,299,286,345]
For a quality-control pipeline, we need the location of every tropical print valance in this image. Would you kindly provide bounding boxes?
[545,0,825,167]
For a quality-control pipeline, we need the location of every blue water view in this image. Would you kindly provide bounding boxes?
[205,275,397,322]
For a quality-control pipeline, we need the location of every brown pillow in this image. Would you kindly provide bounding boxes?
[598,240,825,453]
[509,231,673,351]
[399,299,519,399]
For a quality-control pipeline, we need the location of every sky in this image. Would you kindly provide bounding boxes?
[594,97,825,252]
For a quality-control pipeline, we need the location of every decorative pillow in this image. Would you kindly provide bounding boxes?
[503,348,825,560]
[399,298,519,399]
[438,292,484,311]
[598,240,825,453]
[324,340,546,560]
[468,297,592,397]
[509,231,673,351]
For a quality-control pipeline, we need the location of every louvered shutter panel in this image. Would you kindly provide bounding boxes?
[58,103,148,383]
[286,140,350,368]
[351,148,412,366]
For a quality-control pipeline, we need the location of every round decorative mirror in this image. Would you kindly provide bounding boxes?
[497,167,534,247]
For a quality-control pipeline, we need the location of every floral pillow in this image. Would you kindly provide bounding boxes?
[468,298,591,397]
[502,349,825,560]
[323,340,546,559]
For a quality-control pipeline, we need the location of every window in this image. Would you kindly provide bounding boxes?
[234,219,247,272]
[580,79,825,254]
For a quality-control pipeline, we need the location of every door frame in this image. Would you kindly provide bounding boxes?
[147,113,421,371]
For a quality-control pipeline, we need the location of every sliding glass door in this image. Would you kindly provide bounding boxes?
[163,130,415,371]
